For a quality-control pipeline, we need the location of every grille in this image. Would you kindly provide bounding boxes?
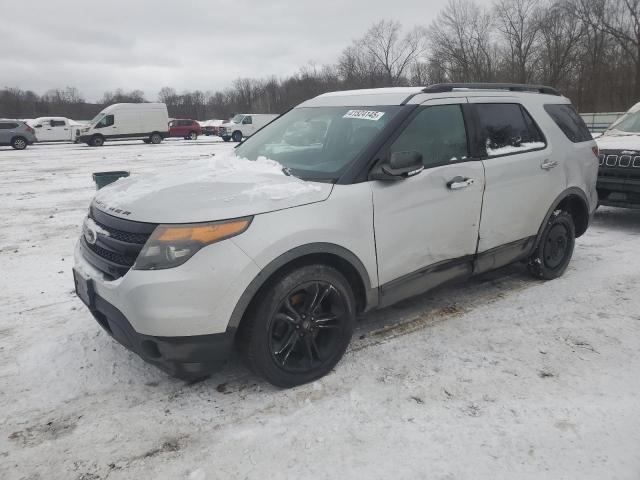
[85,240,136,266]
[599,151,640,169]
[92,219,149,244]
[81,207,157,279]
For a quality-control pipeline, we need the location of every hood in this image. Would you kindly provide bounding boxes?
[596,133,640,152]
[93,155,332,223]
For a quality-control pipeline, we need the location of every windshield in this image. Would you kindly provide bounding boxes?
[235,106,402,181]
[607,109,640,134]
[89,112,105,126]
[231,114,244,124]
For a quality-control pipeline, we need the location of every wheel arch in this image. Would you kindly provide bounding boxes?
[228,243,377,332]
[536,187,590,245]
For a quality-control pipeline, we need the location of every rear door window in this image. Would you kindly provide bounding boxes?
[51,120,66,127]
[390,104,469,168]
[475,103,546,157]
[544,104,592,142]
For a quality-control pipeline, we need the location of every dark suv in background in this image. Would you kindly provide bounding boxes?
[595,102,640,209]
[168,119,202,140]
[0,120,37,150]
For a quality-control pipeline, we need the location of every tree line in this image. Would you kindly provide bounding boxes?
[1,0,638,120]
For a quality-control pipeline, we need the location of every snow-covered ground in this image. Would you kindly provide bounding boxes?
[1,139,639,479]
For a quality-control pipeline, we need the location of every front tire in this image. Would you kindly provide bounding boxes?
[232,130,243,142]
[90,135,104,147]
[528,210,575,280]
[188,131,198,140]
[11,136,27,150]
[240,264,356,388]
[222,136,231,142]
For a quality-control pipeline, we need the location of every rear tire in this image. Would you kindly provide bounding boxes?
[232,130,243,142]
[527,210,575,280]
[239,264,356,388]
[222,136,231,142]
[11,136,27,150]
[188,131,198,140]
[149,133,162,144]
[90,135,104,147]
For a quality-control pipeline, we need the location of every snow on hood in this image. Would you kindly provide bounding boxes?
[93,153,331,223]
[596,133,640,151]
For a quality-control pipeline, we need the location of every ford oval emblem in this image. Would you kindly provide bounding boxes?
[83,223,97,245]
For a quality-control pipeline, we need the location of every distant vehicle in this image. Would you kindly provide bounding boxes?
[595,101,640,208]
[219,114,279,142]
[0,120,37,150]
[201,119,224,136]
[77,103,169,147]
[29,117,76,142]
[168,119,202,140]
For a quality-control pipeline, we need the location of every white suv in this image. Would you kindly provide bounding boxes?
[73,83,598,387]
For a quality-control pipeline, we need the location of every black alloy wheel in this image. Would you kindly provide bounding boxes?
[240,264,355,387]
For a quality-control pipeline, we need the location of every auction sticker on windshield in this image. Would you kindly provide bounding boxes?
[343,110,385,121]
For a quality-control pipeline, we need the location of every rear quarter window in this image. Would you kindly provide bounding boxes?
[0,122,18,129]
[544,104,592,143]
[475,103,546,157]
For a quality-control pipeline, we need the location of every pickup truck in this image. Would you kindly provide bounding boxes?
[29,117,78,142]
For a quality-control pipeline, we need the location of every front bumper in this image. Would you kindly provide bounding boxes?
[597,175,640,208]
[82,286,235,379]
[74,237,260,337]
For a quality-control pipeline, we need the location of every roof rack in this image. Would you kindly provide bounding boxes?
[422,83,561,96]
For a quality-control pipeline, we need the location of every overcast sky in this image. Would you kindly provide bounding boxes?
[1,0,488,102]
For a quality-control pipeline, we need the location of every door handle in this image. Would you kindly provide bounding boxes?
[447,176,475,190]
[541,159,558,170]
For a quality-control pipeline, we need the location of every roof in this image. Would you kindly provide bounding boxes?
[297,84,566,108]
[298,88,424,107]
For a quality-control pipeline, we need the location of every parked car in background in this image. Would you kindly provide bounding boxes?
[0,120,37,150]
[73,83,597,388]
[77,103,169,147]
[595,101,640,208]
[219,113,279,142]
[201,119,224,136]
[168,119,202,140]
[28,117,76,142]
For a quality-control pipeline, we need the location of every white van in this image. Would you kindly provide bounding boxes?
[219,113,279,142]
[77,103,169,147]
[28,117,77,142]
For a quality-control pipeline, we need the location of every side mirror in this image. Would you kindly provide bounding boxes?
[370,151,424,181]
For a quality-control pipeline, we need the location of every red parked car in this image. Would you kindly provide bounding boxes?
[168,119,202,140]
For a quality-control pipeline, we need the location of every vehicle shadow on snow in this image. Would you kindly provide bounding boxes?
[186,262,534,392]
[592,207,640,233]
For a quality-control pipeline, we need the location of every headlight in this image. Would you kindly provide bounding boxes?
[133,217,252,270]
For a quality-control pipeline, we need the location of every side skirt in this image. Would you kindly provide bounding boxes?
[378,236,535,308]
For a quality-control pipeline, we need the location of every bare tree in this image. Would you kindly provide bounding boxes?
[570,0,640,98]
[428,0,498,82]
[361,20,427,86]
[537,1,586,86]
[494,0,542,82]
